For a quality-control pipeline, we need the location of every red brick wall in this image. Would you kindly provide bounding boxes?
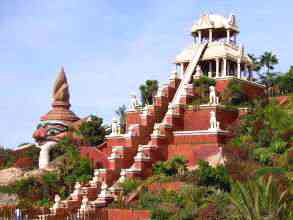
[183,108,238,131]
[167,144,220,166]
[148,181,184,192]
[183,109,210,130]
[107,209,150,220]
[216,79,265,99]
[126,111,141,131]
[80,147,109,168]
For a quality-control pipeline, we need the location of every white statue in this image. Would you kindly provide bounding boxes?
[169,70,178,80]
[71,182,81,198]
[129,94,140,110]
[153,123,161,136]
[209,111,220,130]
[99,182,111,198]
[194,65,203,78]
[118,169,127,183]
[209,86,219,105]
[89,175,99,186]
[52,194,61,211]
[80,196,90,212]
[38,141,56,169]
[111,118,121,136]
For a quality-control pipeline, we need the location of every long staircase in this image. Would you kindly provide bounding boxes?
[40,43,208,219]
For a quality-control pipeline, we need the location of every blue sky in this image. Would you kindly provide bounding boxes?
[0,0,292,148]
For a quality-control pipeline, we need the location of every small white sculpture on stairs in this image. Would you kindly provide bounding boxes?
[209,85,219,105]
[71,182,81,199]
[153,123,161,136]
[80,196,90,212]
[169,70,178,80]
[194,65,203,78]
[129,93,140,111]
[52,194,61,212]
[89,175,99,187]
[111,118,121,136]
[209,111,220,131]
[118,169,127,183]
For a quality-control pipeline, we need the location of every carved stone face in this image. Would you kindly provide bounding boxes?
[33,120,69,145]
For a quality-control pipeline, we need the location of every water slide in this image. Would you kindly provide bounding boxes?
[171,43,208,105]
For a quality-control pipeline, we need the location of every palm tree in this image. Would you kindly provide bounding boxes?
[139,80,158,106]
[115,105,127,133]
[259,52,279,89]
[260,52,279,75]
[229,176,290,220]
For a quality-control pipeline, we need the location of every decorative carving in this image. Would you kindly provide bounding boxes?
[80,196,90,212]
[129,93,140,111]
[53,67,70,104]
[194,65,203,78]
[209,111,220,130]
[71,182,81,199]
[52,194,61,212]
[209,86,219,105]
[111,118,121,136]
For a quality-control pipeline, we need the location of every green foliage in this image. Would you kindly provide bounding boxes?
[231,100,292,167]
[0,147,16,168]
[197,160,231,192]
[254,167,287,179]
[119,178,141,195]
[153,156,187,176]
[137,184,229,220]
[151,208,173,220]
[221,79,248,106]
[77,115,106,146]
[229,176,291,220]
[270,139,287,154]
[252,148,274,165]
[139,80,159,106]
[193,76,216,104]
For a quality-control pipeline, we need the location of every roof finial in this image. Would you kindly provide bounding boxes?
[53,66,70,105]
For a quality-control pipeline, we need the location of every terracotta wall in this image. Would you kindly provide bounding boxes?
[216,79,265,100]
[183,108,238,131]
[107,209,150,220]
[167,144,220,166]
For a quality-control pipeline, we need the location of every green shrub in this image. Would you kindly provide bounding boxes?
[77,115,107,146]
[252,148,274,165]
[270,139,287,154]
[197,160,231,192]
[153,156,187,176]
[119,178,140,195]
[151,208,173,220]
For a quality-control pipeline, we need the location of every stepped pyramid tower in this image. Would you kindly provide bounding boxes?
[42,14,265,217]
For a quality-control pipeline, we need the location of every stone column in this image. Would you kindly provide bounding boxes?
[216,58,219,78]
[244,64,248,79]
[222,58,227,77]
[208,61,213,78]
[181,63,184,78]
[237,59,241,78]
[209,29,213,43]
[227,29,230,43]
[198,31,202,43]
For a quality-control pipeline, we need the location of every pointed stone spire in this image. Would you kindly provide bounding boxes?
[41,67,79,123]
[53,66,70,106]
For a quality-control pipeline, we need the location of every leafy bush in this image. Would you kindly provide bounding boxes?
[119,178,141,195]
[197,160,231,192]
[252,148,273,165]
[193,76,216,104]
[153,156,187,176]
[270,139,287,154]
[221,79,249,106]
[77,116,107,146]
